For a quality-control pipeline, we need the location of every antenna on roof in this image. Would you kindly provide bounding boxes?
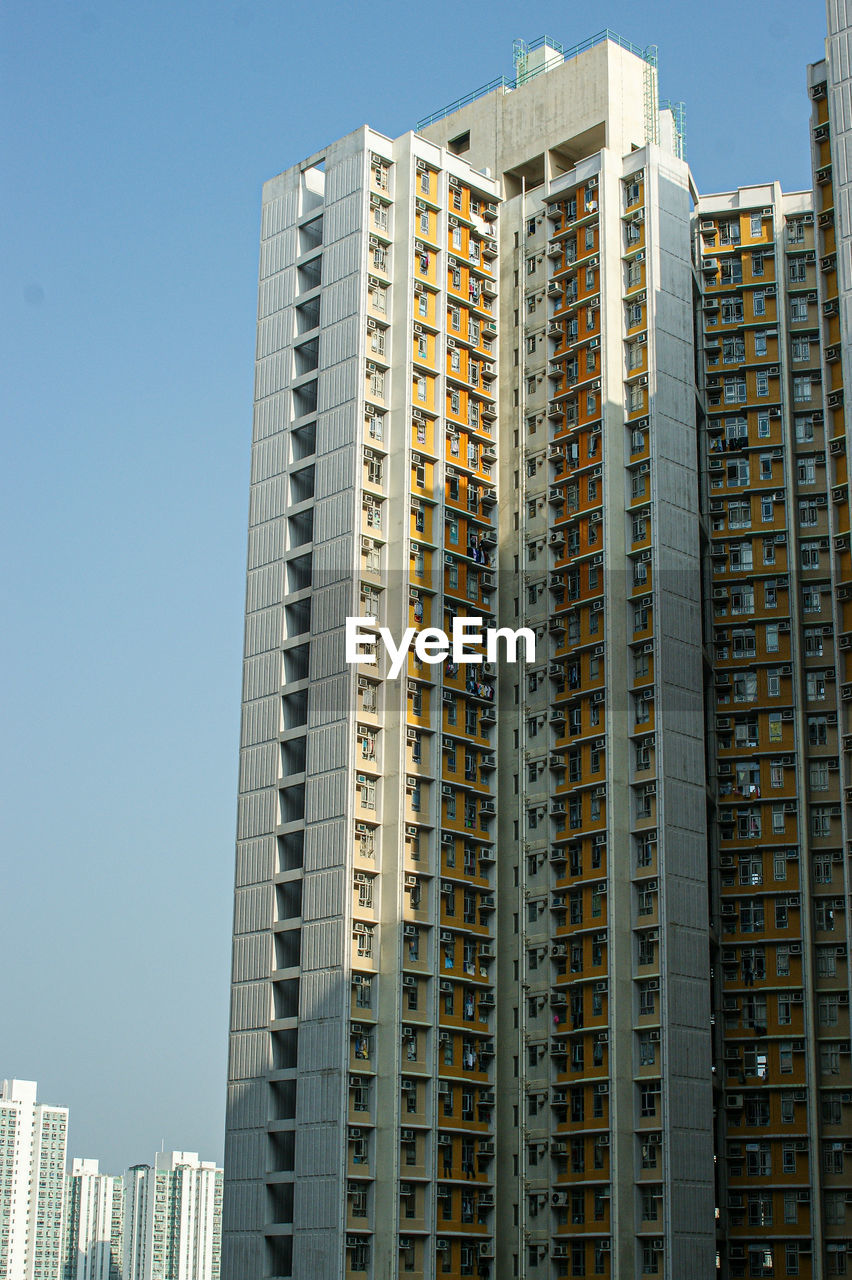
[513,38,528,84]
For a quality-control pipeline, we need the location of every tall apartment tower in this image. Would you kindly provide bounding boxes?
[694,178,852,1278]
[226,119,502,1280]
[122,1153,222,1280]
[62,1159,122,1280]
[225,32,716,1280]
[0,1079,68,1280]
[422,37,715,1280]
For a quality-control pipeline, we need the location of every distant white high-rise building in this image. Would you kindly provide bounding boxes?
[0,1079,68,1280]
[122,1152,222,1280]
[62,1159,122,1280]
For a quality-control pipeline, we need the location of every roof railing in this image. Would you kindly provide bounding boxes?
[416,29,656,130]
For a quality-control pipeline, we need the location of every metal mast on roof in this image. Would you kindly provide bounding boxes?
[643,45,659,146]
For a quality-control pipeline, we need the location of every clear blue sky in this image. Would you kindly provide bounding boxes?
[0,0,825,1173]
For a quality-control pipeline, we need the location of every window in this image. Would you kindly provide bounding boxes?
[639,983,656,1016]
[803,587,822,616]
[789,258,807,282]
[357,875,373,909]
[740,899,765,933]
[745,1143,771,1177]
[824,1097,842,1126]
[728,500,751,528]
[355,973,373,1009]
[823,1138,844,1171]
[640,1083,660,1117]
[801,540,820,570]
[721,258,743,285]
[747,1191,772,1226]
[734,671,757,703]
[753,289,766,316]
[807,671,826,703]
[732,629,757,659]
[355,927,373,959]
[731,583,754,614]
[738,809,762,839]
[799,498,818,526]
[804,628,823,657]
[641,1141,658,1170]
[816,901,836,932]
[638,1031,656,1065]
[793,376,812,401]
[790,297,808,321]
[724,375,747,403]
[723,336,745,363]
